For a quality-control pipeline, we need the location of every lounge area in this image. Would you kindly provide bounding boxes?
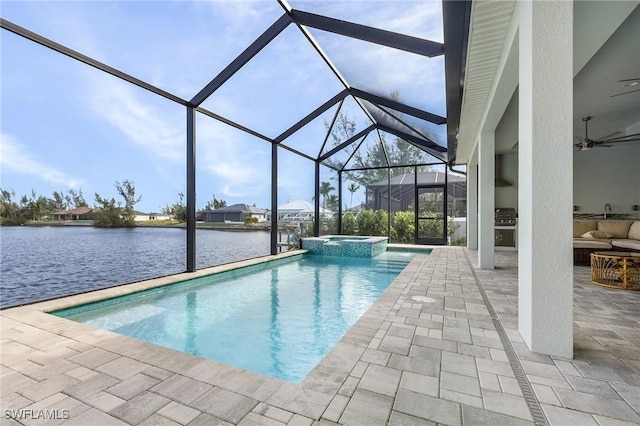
[573,219,640,265]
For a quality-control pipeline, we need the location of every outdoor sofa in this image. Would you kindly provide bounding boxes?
[573,219,640,265]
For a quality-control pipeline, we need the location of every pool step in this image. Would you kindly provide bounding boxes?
[372,259,409,273]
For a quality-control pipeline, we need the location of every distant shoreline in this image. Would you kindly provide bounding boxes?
[5,221,301,232]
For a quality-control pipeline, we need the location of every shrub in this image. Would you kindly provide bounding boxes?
[352,209,388,236]
[342,212,356,235]
[320,214,337,234]
[354,210,373,235]
[391,211,415,243]
[0,216,27,226]
[452,236,467,246]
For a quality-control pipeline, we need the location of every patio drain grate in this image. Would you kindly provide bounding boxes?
[463,250,549,426]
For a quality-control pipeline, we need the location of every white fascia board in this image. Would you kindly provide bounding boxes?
[456,2,517,164]
[475,2,520,142]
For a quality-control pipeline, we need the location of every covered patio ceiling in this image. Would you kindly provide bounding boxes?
[453,1,639,162]
[1,0,470,170]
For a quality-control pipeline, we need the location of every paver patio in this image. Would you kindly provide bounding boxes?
[1,247,638,425]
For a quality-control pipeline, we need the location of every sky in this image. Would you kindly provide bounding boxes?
[0,0,445,213]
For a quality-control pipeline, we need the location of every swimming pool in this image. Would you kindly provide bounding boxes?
[54,250,424,382]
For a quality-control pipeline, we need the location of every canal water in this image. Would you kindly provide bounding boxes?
[0,226,271,308]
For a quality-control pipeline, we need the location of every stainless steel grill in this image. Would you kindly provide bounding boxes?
[495,208,517,226]
[495,208,517,249]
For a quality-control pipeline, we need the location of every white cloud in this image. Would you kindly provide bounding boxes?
[86,74,185,164]
[197,118,271,199]
[0,133,83,188]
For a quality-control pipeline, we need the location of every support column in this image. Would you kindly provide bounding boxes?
[186,107,196,272]
[387,171,391,239]
[467,152,478,251]
[337,171,343,234]
[270,143,278,255]
[314,161,320,237]
[478,133,495,269]
[518,1,573,358]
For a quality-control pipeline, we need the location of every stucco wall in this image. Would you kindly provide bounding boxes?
[495,153,518,210]
[573,143,640,214]
[493,88,639,217]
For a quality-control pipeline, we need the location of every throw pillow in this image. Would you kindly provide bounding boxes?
[581,230,613,239]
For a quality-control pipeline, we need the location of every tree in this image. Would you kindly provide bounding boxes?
[326,194,339,213]
[51,191,68,211]
[347,183,359,209]
[17,190,47,221]
[203,194,227,211]
[0,188,25,225]
[93,193,122,228]
[214,197,226,209]
[115,180,141,226]
[162,193,187,222]
[319,181,335,210]
[32,192,50,221]
[323,93,437,187]
[66,189,87,208]
[1,188,60,224]
[93,180,141,227]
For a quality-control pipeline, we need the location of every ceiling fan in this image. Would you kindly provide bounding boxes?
[610,78,640,98]
[574,116,640,151]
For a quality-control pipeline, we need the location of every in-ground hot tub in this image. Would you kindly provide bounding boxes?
[301,235,388,257]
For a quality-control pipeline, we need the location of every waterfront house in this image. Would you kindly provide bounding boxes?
[50,206,94,221]
[133,211,149,222]
[365,171,467,217]
[202,203,267,223]
[269,200,334,224]
[148,212,172,221]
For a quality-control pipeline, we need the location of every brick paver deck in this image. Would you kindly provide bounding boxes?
[1,247,638,425]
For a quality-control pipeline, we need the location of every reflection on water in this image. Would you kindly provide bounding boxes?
[0,226,270,308]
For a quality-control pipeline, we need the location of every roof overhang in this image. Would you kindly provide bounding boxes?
[451,1,517,164]
[451,1,640,165]
[442,0,472,165]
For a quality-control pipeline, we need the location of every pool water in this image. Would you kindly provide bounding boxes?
[54,251,420,382]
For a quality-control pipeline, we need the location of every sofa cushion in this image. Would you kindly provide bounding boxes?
[611,239,640,251]
[573,239,612,249]
[628,221,640,240]
[573,220,598,237]
[598,220,634,239]
[581,230,614,239]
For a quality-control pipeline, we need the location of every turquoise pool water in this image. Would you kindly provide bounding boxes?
[54,250,425,382]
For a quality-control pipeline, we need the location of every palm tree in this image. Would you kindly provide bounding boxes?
[319,181,335,210]
[326,195,339,212]
[347,183,360,210]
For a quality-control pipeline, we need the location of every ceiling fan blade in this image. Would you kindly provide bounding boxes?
[610,88,640,97]
[600,139,640,146]
[596,131,621,141]
[601,132,640,143]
